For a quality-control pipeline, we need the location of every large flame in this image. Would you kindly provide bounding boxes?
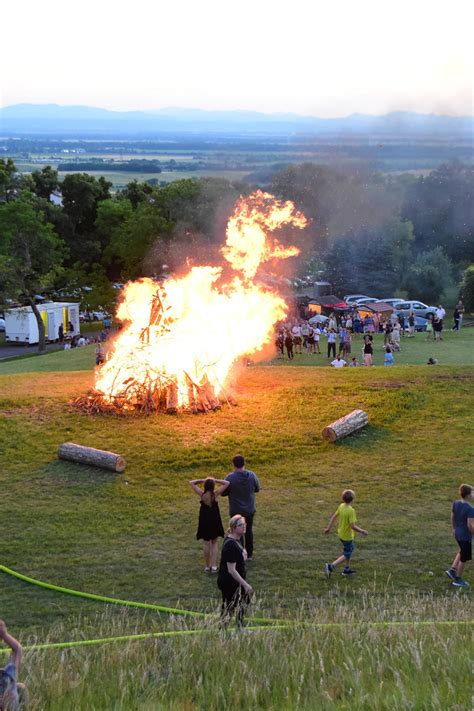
[94,190,307,411]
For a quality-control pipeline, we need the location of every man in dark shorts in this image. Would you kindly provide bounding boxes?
[221,455,260,560]
[445,484,474,588]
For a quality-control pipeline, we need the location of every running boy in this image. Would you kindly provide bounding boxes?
[324,489,368,577]
[0,619,24,711]
[445,484,473,588]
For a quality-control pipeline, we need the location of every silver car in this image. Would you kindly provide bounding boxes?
[394,300,437,319]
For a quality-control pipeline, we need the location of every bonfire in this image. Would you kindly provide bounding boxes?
[75,190,307,415]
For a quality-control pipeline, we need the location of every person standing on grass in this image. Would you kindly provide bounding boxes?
[313,325,321,354]
[327,328,337,359]
[324,489,368,577]
[408,311,415,337]
[0,619,27,711]
[426,315,434,341]
[436,304,446,330]
[221,455,260,560]
[362,335,373,366]
[217,515,253,626]
[190,477,229,573]
[284,330,294,360]
[433,316,442,342]
[445,484,474,588]
[452,308,460,331]
[456,299,464,329]
[291,323,302,354]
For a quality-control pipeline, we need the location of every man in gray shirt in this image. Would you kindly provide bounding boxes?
[221,455,260,559]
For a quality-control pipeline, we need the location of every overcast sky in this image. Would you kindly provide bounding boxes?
[1,0,472,116]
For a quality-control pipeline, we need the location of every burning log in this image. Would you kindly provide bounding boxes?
[322,409,369,442]
[166,383,179,414]
[58,442,126,472]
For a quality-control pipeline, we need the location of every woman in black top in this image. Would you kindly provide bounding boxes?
[190,477,229,573]
[218,515,253,626]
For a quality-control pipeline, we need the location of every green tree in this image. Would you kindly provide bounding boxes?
[0,192,66,352]
[325,219,414,296]
[60,173,112,266]
[31,166,59,200]
[95,198,134,277]
[403,247,453,303]
[460,264,474,311]
[402,161,474,262]
[114,200,171,278]
[0,158,18,202]
[118,180,153,209]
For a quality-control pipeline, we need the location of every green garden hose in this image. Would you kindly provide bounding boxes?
[0,564,469,657]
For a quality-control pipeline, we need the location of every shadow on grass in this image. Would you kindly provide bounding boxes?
[332,425,391,449]
[42,459,121,486]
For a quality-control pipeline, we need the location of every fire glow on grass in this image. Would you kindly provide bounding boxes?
[88,191,307,414]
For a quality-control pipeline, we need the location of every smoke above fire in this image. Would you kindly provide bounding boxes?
[91,190,307,413]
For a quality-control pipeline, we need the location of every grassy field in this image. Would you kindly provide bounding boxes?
[0,332,472,708]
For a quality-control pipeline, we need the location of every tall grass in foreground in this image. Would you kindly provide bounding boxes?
[20,592,471,710]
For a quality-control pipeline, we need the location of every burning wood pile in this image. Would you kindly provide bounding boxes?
[74,190,307,415]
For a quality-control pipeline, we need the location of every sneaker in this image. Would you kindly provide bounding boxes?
[210,566,218,574]
[341,568,356,576]
[204,567,211,573]
[324,563,333,578]
[445,568,457,581]
[452,578,469,588]
[247,557,253,561]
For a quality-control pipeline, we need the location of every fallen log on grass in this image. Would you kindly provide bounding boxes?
[322,409,369,442]
[58,442,126,472]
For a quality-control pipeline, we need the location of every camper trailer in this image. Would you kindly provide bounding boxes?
[4,302,80,344]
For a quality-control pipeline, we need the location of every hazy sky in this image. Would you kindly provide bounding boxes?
[2,0,472,116]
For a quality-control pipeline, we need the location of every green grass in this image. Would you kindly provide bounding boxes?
[0,337,472,708]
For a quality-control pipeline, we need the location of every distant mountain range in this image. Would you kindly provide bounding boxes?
[1,104,472,137]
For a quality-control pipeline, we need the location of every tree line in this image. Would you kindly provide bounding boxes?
[0,157,473,350]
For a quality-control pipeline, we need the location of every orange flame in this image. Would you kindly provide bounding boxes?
[94,190,307,410]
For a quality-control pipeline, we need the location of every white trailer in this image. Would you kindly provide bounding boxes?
[4,302,80,344]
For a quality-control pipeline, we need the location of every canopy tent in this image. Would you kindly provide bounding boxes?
[356,301,395,319]
[308,296,349,316]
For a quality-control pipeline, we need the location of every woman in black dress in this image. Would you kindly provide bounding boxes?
[217,515,253,626]
[190,477,229,573]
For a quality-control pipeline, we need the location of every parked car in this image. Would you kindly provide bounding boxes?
[343,294,372,304]
[0,317,5,332]
[394,301,437,319]
[396,312,428,331]
[379,298,406,306]
[352,297,379,306]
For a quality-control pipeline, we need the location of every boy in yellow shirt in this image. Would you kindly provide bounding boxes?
[324,489,368,577]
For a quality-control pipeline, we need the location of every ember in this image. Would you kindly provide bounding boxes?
[75,190,307,415]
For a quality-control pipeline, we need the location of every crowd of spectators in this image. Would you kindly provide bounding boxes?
[274,303,454,367]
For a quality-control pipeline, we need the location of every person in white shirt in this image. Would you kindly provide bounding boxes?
[313,326,321,354]
[436,305,446,322]
[331,356,347,368]
[291,324,302,354]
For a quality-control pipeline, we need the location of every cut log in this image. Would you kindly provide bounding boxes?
[322,409,369,442]
[166,382,179,414]
[58,442,126,472]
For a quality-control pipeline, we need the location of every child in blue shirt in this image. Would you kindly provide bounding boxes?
[445,484,474,587]
[384,346,394,366]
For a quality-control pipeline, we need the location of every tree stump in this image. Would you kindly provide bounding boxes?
[322,409,369,442]
[58,442,126,472]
